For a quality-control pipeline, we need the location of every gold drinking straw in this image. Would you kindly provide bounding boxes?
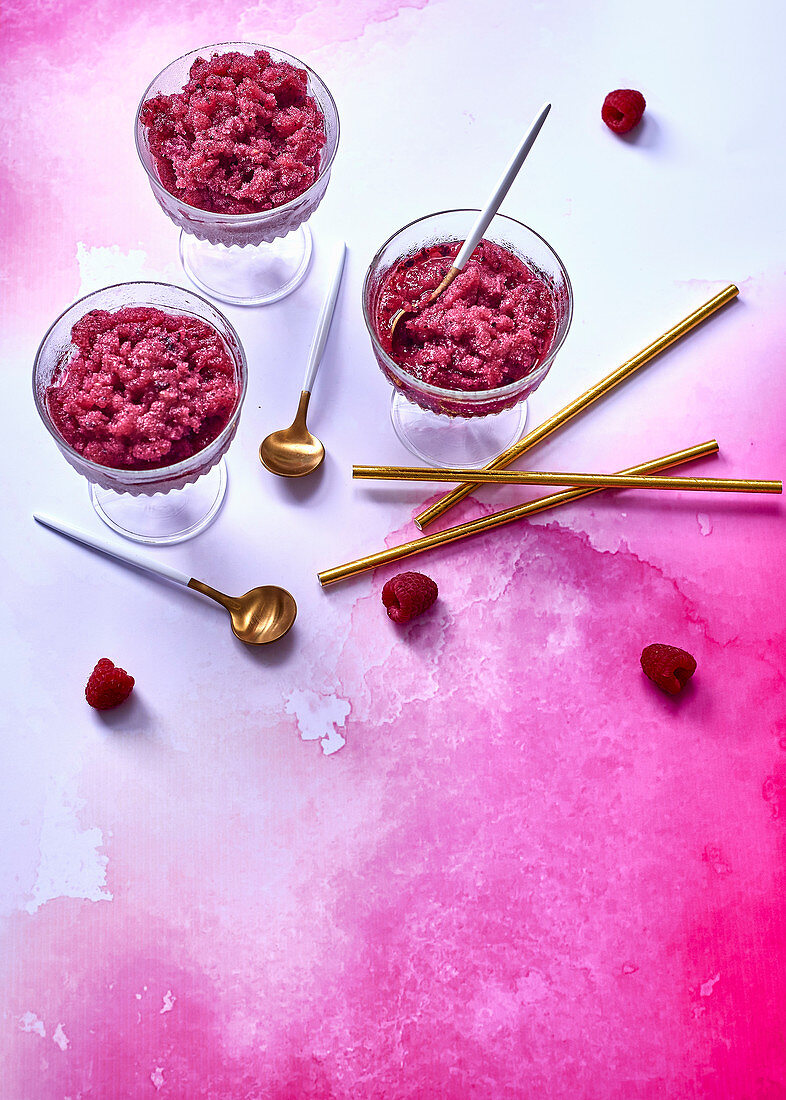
[352,465,782,494]
[413,284,739,530]
[319,440,719,586]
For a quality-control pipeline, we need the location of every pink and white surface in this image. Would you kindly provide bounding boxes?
[2,0,785,1095]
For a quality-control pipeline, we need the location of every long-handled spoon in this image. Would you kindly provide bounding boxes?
[33,513,297,645]
[260,241,347,478]
[389,102,551,342]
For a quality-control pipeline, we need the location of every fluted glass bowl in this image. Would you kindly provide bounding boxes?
[33,281,248,544]
[135,42,340,306]
[363,210,573,468]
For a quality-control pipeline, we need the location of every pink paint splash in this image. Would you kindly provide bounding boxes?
[0,0,429,328]
[4,484,785,1095]
[3,0,786,1092]
[1,0,429,63]
[5,274,786,1095]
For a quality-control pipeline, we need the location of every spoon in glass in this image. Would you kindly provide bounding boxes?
[260,241,347,478]
[388,102,551,343]
[33,513,297,645]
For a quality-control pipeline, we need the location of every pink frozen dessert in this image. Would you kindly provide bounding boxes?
[376,241,557,392]
[139,49,326,214]
[46,306,239,470]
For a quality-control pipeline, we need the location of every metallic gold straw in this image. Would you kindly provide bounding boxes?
[414,284,739,530]
[319,440,719,587]
[353,465,782,494]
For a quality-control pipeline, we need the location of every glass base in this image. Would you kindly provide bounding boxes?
[89,460,227,545]
[390,391,529,469]
[179,225,312,306]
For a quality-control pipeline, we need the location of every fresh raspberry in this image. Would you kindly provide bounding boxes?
[381,571,438,624]
[85,658,135,710]
[640,643,696,696]
[602,89,646,134]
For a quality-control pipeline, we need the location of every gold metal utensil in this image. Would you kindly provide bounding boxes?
[186,579,297,644]
[389,103,551,342]
[353,464,782,495]
[259,390,326,478]
[260,242,346,478]
[414,284,739,529]
[34,513,297,645]
[319,440,719,586]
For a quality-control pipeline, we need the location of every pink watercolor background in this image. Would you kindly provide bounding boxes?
[2,0,786,1097]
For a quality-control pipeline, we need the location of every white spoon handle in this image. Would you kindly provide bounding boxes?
[453,101,551,272]
[33,513,191,585]
[303,241,347,395]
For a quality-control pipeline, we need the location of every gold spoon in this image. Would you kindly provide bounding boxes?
[185,579,297,645]
[260,242,347,478]
[389,102,551,343]
[33,513,297,645]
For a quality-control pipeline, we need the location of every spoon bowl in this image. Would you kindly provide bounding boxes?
[389,266,459,343]
[189,578,298,644]
[259,391,325,477]
[232,586,298,644]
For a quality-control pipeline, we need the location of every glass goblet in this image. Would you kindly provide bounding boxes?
[33,281,248,545]
[363,209,573,468]
[135,42,340,307]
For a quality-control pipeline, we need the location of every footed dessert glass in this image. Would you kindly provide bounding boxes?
[363,210,573,468]
[135,42,340,307]
[33,281,248,545]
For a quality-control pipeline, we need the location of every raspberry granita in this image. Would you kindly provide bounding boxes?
[139,49,326,214]
[375,241,557,391]
[46,306,239,470]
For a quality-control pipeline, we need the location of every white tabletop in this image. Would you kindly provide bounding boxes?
[2,0,785,1094]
